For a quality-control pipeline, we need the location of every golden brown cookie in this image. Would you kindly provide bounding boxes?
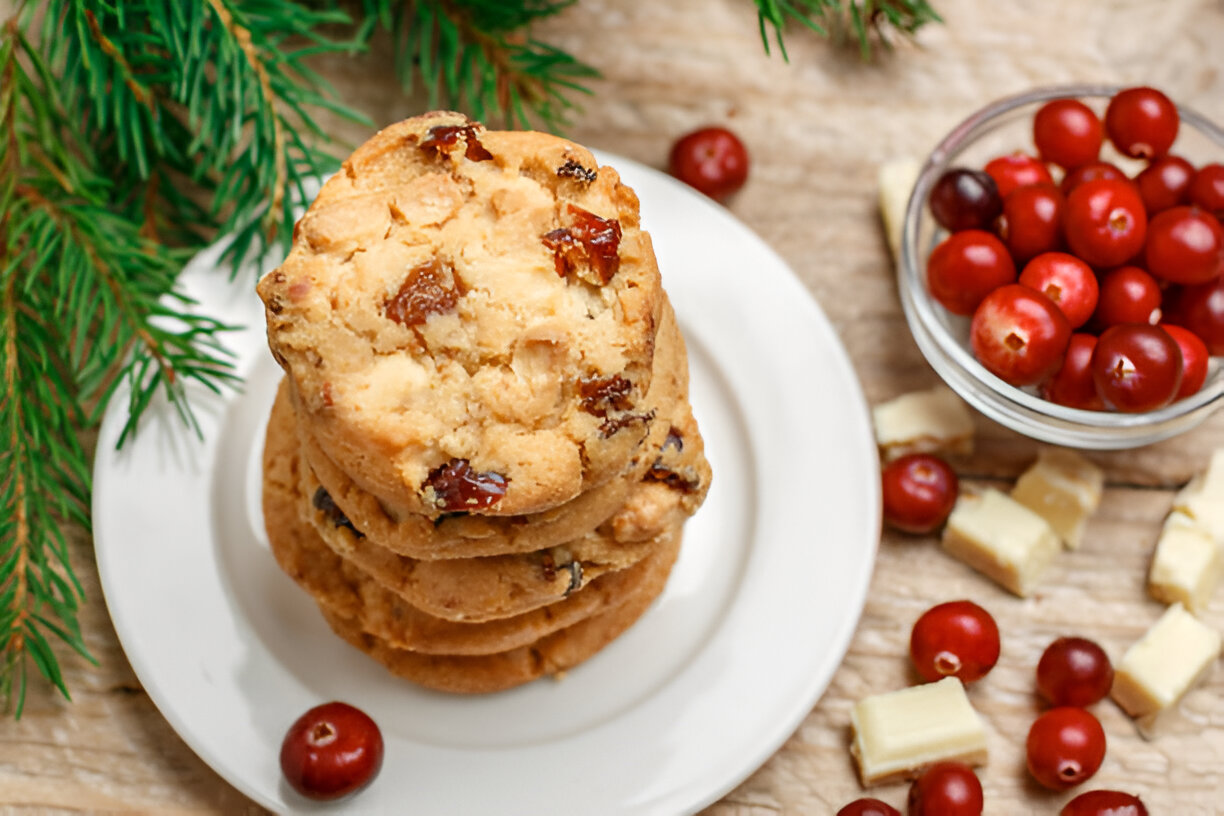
[316,531,679,694]
[259,112,665,518]
[297,299,694,561]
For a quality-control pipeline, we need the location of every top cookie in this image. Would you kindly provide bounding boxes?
[259,112,665,517]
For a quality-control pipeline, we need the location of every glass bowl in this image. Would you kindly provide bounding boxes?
[899,84,1224,450]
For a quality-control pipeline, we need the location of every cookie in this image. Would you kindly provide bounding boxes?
[316,532,679,694]
[259,111,666,518]
[297,298,692,560]
[264,454,682,655]
[265,376,708,622]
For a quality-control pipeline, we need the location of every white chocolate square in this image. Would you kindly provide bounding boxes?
[1173,448,1224,543]
[942,488,1060,596]
[850,677,988,786]
[1010,449,1104,549]
[1112,603,1221,719]
[878,157,920,262]
[873,386,974,461]
[1148,512,1223,613]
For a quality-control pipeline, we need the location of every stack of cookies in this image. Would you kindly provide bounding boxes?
[257,112,710,693]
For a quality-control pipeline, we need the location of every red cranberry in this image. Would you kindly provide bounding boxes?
[669,127,749,201]
[280,702,384,801]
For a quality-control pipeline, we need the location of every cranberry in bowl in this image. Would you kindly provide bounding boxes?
[899,84,1224,449]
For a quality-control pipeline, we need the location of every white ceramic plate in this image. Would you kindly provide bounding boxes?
[93,153,880,815]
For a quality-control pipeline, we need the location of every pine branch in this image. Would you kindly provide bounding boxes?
[754,0,940,59]
[361,0,598,131]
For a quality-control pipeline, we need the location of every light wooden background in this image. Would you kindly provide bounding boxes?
[5,0,1224,812]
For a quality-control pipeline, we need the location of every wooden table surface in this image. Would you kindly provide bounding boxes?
[7,0,1224,812]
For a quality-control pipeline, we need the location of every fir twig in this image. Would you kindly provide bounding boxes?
[754,0,940,59]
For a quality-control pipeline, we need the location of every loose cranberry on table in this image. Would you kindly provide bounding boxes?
[1018,252,1098,329]
[881,454,958,535]
[998,183,1065,263]
[836,798,901,816]
[1033,98,1103,170]
[1026,707,1106,791]
[1105,86,1179,159]
[929,168,1003,232]
[1091,324,1184,413]
[984,152,1054,198]
[906,762,984,816]
[668,126,749,201]
[1189,162,1224,218]
[1036,637,1114,707]
[1162,324,1210,398]
[1060,790,1149,816]
[1064,177,1148,269]
[1060,161,1126,197]
[1135,155,1195,214]
[1144,205,1224,285]
[926,229,1017,316]
[1043,334,1105,411]
[909,600,1000,684]
[1165,275,1224,354]
[280,701,384,801]
[970,284,1071,387]
[1093,266,1162,328]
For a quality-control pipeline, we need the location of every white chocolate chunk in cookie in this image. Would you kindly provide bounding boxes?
[850,677,988,786]
[1010,449,1103,549]
[1112,603,1221,719]
[941,488,1059,597]
[1173,448,1224,543]
[873,386,974,461]
[1148,512,1223,613]
[878,157,921,262]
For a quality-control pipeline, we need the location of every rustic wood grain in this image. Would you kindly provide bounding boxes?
[6,0,1224,812]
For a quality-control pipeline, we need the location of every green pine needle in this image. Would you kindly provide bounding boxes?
[754,0,940,59]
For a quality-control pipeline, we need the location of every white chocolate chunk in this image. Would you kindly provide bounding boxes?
[873,386,975,461]
[942,489,1060,597]
[850,676,988,786]
[1173,448,1224,543]
[1010,449,1104,549]
[1112,603,1221,719]
[878,157,921,262]
[1148,512,1223,613]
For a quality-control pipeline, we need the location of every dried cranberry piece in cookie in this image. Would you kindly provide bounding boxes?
[578,374,634,416]
[419,124,493,162]
[423,459,509,511]
[385,258,459,326]
[312,487,363,537]
[598,411,653,439]
[542,205,623,284]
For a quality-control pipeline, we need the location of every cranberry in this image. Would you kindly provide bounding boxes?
[1018,252,1098,329]
[836,798,901,816]
[1162,323,1209,399]
[1043,334,1105,411]
[926,229,1017,316]
[1165,275,1224,354]
[1061,790,1149,816]
[970,284,1071,386]
[1034,99,1103,170]
[1060,161,1126,196]
[907,762,983,816]
[1144,205,1224,285]
[1064,178,1148,268]
[1105,86,1179,159]
[1093,266,1162,328]
[1091,324,1183,412]
[1135,155,1195,214]
[909,600,1000,684]
[1036,637,1114,707]
[1026,707,1106,791]
[668,127,749,201]
[929,168,1003,232]
[985,152,1054,198]
[280,702,384,801]
[1189,162,1224,218]
[423,459,509,511]
[385,258,459,326]
[881,454,958,535]
[997,183,1065,263]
